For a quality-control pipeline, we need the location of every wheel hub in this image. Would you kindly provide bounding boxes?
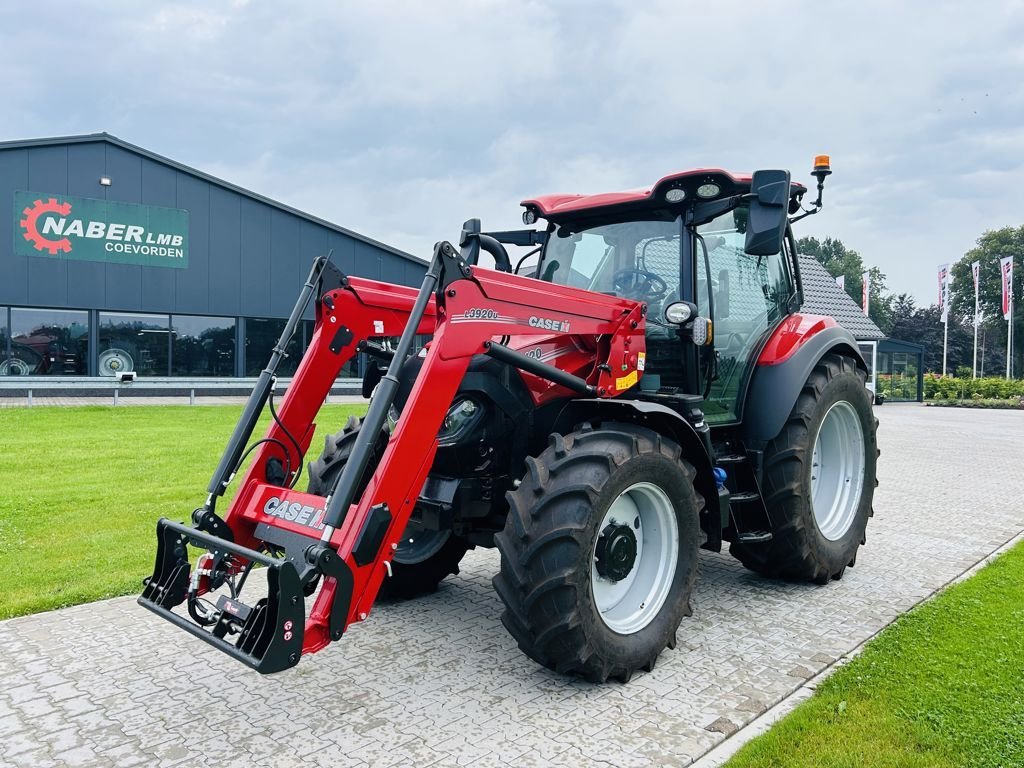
[594,523,638,582]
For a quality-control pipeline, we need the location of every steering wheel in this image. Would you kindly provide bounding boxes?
[612,269,669,301]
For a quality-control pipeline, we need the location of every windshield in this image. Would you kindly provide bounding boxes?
[539,218,682,300]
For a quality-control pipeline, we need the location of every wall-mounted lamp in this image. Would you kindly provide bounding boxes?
[99,176,112,186]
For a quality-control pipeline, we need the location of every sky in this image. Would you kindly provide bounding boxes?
[2,0,1022,304]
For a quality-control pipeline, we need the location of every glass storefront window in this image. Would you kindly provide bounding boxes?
[98,312,170,376]
[245,318,303,377]
[245,318,365,378]
[0,307,9,374]
[5,308,89,375]
[172,315,236,376]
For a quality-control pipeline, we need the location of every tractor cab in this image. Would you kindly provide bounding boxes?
[518,168,811,424]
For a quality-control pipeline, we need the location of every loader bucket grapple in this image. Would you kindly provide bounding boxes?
[141,160,878,682]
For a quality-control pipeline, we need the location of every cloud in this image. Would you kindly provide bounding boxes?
[1,0,1022,300]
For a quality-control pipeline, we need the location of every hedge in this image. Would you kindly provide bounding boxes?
[923,374,1024,401]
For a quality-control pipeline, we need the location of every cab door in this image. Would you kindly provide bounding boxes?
[697,207,793,424]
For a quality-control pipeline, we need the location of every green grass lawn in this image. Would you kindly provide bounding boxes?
[0,403,365,619]
[726,540,1024,768]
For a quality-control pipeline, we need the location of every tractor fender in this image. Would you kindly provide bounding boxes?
[549,398,717,521]
[742,320,867,447]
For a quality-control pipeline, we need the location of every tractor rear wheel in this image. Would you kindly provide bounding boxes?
[730,353,877,583]
[307,416,471,600]
[493,423,702,683]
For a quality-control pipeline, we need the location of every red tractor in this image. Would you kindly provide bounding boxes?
[141,158,877,682]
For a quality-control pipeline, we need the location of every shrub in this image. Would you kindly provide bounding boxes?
[923,375,1024,401]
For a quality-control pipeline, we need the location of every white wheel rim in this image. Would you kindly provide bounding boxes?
[591,482,679,635]
[99,349,134,377]
[810,400,866,541]
[0,357,32,375]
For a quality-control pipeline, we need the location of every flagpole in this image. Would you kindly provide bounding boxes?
[1004,256,1014,380]
[943,320,949,377]
[972,261,979,379]
[939,264,950,377]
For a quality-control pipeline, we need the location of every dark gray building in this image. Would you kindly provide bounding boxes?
[0,133,426,380]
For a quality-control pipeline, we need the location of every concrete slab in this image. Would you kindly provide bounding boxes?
[1,404,1022,767]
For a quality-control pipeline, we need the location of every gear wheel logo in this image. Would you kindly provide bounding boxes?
[19,197,72,255]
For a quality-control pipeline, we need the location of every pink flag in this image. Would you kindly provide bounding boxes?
[862,271,870,316]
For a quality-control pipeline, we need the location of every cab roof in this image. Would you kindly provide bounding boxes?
[521,168,806,219]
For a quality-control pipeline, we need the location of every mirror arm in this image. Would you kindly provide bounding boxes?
[789,177,827,224]
[687,193,751,227]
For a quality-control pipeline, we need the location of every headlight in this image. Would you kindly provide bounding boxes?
[388,398,481,442]
[386,404,400,433]
[437,398,480,443]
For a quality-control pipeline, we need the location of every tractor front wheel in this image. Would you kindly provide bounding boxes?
[730,353,877,583]
[307,416,471,600]
[493,423,701,683]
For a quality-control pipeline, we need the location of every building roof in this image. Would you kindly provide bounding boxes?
[798,254,885,340]
[0,132,426,268]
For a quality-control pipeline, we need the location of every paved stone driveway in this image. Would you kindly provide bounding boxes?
[2,405,1023,767]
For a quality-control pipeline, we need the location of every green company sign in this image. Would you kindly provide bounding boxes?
[14,191,189,269]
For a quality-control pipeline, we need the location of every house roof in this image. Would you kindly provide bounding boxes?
[0,132,426,268]
[798,254,885,340]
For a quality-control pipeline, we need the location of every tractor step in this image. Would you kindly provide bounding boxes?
[736,530,773,544]
[729,491,761,503]
[715,454,747,465]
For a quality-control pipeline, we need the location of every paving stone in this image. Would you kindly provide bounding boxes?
[1,406,1022,766]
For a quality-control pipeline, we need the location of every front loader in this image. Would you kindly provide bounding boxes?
[140,158,878,682]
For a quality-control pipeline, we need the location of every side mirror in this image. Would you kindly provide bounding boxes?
[744,169,791,256]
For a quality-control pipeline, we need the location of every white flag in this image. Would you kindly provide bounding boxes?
[836,274,845,290]
[938,264,950,324]
[1001,256,1014,320]
[862,271,870,316]
[972,261,981,328]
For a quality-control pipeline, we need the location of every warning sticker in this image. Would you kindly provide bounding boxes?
[615,370,638,391]
[637,352,646,371]
[373,320,385,334]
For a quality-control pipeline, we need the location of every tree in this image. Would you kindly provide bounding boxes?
[887,296,974,374]
[797,236,893,334]
[949,226,1024,377]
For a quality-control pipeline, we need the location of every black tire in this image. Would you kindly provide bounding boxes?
[306,415,470,600]
[493,423,702,683]
[730,353,878,583]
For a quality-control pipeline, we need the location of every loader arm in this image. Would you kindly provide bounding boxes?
[140,239,646,673]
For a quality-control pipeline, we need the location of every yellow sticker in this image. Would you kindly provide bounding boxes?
[615,370,638,391]
[637,352,646,371]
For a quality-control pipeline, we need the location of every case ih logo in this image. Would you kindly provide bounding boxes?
[14,191,189,269]
[264,496,328,531]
